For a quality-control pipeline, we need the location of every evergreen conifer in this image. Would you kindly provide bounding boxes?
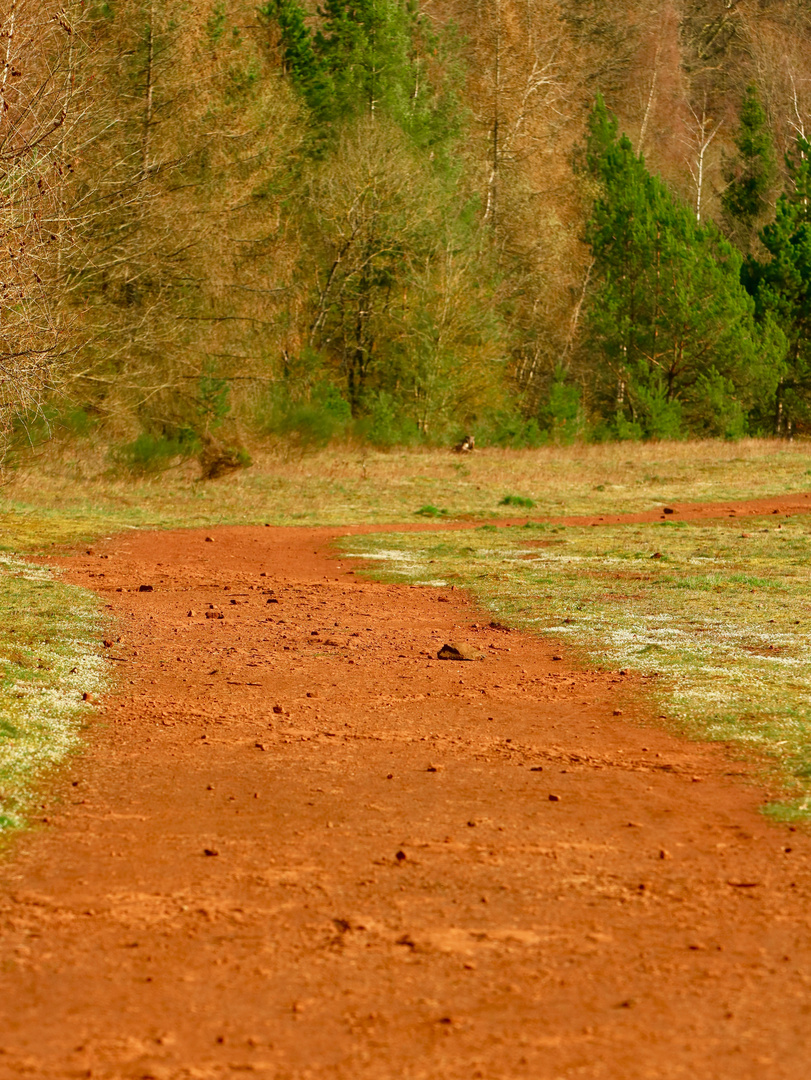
[747,136,811,433]
[583,96,778,439]
[721,84,776,253]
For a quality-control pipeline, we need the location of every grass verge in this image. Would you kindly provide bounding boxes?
[340,514,811,821]
[0,556,105,833]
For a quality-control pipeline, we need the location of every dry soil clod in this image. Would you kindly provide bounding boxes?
[437,643,484,661]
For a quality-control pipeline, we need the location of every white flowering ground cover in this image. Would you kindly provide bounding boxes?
[341,515,811,821]
[0,556,105,831]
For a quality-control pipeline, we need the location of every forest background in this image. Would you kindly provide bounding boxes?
[5,0,811,476]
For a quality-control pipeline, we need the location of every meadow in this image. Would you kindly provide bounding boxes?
[3,436,811,829]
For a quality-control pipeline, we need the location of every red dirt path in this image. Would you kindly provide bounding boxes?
[1,499,811,1079]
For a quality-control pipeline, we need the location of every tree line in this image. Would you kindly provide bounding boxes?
[4,0,811,472]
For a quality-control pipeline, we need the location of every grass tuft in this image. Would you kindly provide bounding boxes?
[499,494,536,508]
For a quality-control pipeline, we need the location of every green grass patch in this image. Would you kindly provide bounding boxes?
[340,514,811,822]
[414,505,449,518]
[0,556,105,833]
[500,494,536,508]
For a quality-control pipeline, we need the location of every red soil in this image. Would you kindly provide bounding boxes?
[1,499,810,1079]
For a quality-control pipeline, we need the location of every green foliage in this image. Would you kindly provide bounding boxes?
[206,2,227,43]
[722,84,776,251]
[254,379,352,451]
[268,0,462,155]
[414,504,447,517]
[582,96,780,440]
[746,136,811,433]
[472,410,543,448]
[357,390,420,447]
[537,367,583,443]
[197,367,231,431]
[499,494,535,508]
[266,0,500,439]
[690,370,746,439]
[11,404,98,452]
[266,0,329,109]
[115,430,201,475]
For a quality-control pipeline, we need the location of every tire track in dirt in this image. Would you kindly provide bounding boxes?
[0,509,809,1079]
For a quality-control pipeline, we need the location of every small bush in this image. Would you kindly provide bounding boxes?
[476,410,545,448]
[538,372,584,444]
[114,429,201,475]
[357,391,421,448]
[500,494,536,509]
[255,379,352,451]
[415,504,448,517]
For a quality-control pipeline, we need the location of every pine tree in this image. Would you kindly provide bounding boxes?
[268,0,331,117]
[721,83,776,254]
[746,136,811,434]
[267,0,461,153]
[582,96,779,439]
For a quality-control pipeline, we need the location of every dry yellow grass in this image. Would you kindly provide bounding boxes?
[3,437,811,550]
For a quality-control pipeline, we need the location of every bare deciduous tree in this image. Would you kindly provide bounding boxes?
[0,0,84,460]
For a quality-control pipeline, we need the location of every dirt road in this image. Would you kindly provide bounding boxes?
[1,508,810,1079]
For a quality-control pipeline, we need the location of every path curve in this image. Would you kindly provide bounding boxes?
[0,504,810,1079]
